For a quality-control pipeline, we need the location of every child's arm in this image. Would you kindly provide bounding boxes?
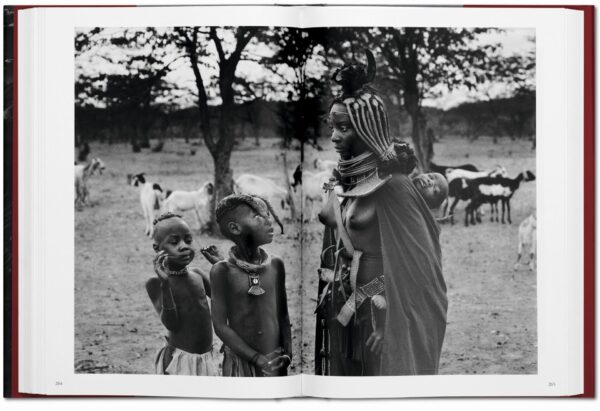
[274,257,292,360]
[145,278,179,331]
[190,267,211,298]
[146,252,179,331]
[200,245,225,265]
[210,261,271,370]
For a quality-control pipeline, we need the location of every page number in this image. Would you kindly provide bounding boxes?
[548,382,556,387]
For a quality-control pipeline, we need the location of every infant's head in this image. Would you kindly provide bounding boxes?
[412,172,448,209]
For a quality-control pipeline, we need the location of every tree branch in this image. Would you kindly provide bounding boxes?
[209,28,226,63]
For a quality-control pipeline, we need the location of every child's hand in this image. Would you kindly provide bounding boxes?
[200,245,225,265]
[153,251,170,283]
[254,354,276,376]
[261,348,290,375]
[263,355,292,376]
[264,349,281,362]
[372,295,387,310]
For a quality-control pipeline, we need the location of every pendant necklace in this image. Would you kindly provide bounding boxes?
[228,246,272,296]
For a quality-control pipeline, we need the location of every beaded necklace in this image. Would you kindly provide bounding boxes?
[337,152,380,188]
[161,261,189,277]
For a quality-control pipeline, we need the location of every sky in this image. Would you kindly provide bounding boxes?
[75,27,535,111]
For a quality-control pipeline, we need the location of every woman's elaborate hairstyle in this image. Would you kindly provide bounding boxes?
[331,50,417,175]
[332,49,377,100]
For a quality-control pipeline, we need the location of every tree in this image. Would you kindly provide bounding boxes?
[176,27,259,233]
[317,28,521,171]
[260,27,328,156]
[75,28,182,149]
[374,28,502,171]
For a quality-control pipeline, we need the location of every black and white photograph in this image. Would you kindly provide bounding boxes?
[74,25,536,377]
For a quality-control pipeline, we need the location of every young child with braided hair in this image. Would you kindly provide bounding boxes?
[210,194,292,377]
[145,212,218,376]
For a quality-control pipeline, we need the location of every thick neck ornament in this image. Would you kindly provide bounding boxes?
[229,246,272,296]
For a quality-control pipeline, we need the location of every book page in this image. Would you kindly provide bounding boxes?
[22,5,305,398]
[17,4,584,399]
[299,5,584,397]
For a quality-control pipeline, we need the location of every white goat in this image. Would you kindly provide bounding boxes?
[302,170,333,222]
[164,182,214,232]
[514,213,537,271]
[130,173,165,237]
[74,158,106,210]
[445,165,507,183]
[314,158,337,173]
[234,173,288,232]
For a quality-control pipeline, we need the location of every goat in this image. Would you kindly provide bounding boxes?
[302,170,333,222]
[443,165,508,221]
[130,173,165,237]
[445,165,507,183]
[464,170,536,227]
[314,158,337,173]
[163,182,214,232]
[430,162,478,175]
[74,158,106,210]
[514,213,537,271]
[77,142,90,162]
[233,173,287,233]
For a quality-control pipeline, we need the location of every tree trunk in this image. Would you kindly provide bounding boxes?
[405,104,432,173]
[210,148,234,233]
[207,72,236,233]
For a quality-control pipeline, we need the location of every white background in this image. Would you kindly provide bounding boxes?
[1,0,597,409]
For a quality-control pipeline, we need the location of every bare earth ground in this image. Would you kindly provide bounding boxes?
[75,135,536,376]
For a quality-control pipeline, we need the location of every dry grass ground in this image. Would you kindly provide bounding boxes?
[75,135,536,376]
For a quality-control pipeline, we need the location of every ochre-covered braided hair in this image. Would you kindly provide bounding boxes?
[153,211,183,226]
[331,50,418,174]
[216,194,284,234]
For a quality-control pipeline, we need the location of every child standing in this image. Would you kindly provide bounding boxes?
[210,194,292,377]
[146,212,218,376]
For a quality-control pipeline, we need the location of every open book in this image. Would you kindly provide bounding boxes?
[4,4,594,398]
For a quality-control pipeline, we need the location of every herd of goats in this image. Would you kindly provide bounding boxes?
[74,151,537,271]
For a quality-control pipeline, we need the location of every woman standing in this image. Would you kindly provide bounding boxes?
[315,52,448,376]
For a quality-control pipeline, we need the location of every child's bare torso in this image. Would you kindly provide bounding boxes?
[148,270,213,354]
[223,261,282,355]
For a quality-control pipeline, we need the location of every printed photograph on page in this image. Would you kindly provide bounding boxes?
[301,27,536,376]
[73,25,536,378]
[74,27,302,377]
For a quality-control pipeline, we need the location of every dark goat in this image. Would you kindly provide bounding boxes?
[430,162,478,176]
[464,171,536,227]
[77,142,90,162]
[446,178,475,224]
[447,178,505,224]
